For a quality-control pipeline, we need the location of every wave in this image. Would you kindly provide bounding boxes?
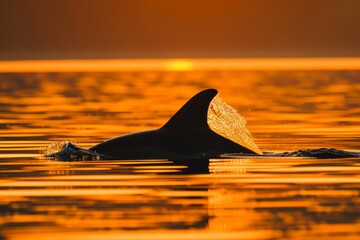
[44,141,359,161]
[272,148,360,159]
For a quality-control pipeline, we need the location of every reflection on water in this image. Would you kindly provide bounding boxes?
[0,69,360,239]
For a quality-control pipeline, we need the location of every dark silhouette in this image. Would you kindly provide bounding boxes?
[89,89,257,160]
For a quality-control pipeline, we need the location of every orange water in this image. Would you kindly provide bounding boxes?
[0,69,360,239]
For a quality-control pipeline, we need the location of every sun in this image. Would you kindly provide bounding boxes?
[166,60,194,71]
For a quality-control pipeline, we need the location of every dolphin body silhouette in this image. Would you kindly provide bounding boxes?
[89,89,258,160]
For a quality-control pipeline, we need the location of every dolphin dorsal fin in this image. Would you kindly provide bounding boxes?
[162,89,218,129]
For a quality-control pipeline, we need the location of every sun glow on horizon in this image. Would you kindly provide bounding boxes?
[1,58,360,72]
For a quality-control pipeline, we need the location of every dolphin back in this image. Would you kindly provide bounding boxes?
[89,89,260,160]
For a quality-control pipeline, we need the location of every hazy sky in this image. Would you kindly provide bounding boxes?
[1,0,360,60]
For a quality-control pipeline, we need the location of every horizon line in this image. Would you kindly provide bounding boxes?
[1,57,360,72]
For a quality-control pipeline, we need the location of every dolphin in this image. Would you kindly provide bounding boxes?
[89,89,260,160]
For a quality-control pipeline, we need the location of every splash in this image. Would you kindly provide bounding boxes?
[207,96,262,155]
[44,141,102,161]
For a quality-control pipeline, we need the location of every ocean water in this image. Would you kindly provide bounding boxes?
[0,69,360,239]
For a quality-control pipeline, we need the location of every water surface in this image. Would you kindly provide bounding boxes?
[0,69,359,239]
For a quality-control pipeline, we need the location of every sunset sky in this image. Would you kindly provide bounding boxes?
[1,0,360,60]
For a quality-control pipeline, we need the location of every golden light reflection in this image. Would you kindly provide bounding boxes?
[5,231,274,240]
[0,65,360,240]
[0,189,151,196]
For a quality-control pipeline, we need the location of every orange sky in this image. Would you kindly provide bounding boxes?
[1,0,360,60]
